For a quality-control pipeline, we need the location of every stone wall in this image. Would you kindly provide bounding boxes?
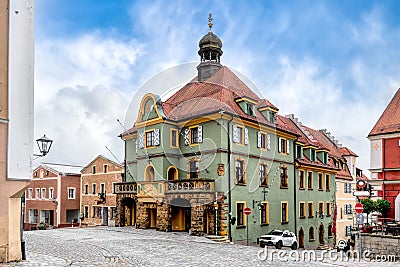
[356,233,400,260]
[136,202,148,229]
[157,203,171,231]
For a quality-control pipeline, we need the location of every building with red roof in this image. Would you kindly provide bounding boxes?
[368,89,400,221]
[115,14,359,249]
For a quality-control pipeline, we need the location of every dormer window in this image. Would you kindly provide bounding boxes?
[246,103,255,116]
[268,111,277,124]
[235,97,257,117]
[295,145,302,159]
[310,149,316,162]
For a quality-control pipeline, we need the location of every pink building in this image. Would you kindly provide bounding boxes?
[24,163,82,230]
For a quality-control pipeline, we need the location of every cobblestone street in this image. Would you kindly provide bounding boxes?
[1,227,399,267]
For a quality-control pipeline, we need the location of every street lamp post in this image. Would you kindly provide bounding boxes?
[34,134,53,157]
[21,134,53,259]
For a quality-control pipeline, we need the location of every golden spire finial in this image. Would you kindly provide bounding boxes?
[208,13,213,31]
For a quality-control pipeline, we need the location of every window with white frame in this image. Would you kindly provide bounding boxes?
[100,183,105,194]
[257,132,271,150]
[68,188,76,199]
[278,137,289,154]
[344,204,353,215]
[41,188,46,199]
[145,130,155,147]
[344,183,352,193]
[28,188,33,199]
[35,188,40,199]
[28,209,38,223]
[40,210,51,224]
[260,163,268,186]
[84,184,89,195]
[235,159,245,184]
[49,188,54,199]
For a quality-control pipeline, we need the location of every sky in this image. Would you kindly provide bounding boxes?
[33,0,400,174]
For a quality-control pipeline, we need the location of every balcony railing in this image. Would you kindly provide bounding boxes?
[114,182,137,194]
[137,181,165,197]
[165,179,215,193]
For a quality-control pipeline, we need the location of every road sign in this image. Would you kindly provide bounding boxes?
[244,207,252,216]
[356,214,364,224]
[354,191,370,197]
[355,203,363,214]
[356,180,367,189]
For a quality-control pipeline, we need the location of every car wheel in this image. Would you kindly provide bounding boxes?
[291,242,297,250]
[275,241,283,249]
[260,243,265,248]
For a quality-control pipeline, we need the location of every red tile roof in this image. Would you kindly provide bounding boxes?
[338,147,358,157]
[162,66,291,132]
[369,88,400,136]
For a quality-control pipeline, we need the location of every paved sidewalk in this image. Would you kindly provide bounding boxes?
[1,227,398,266]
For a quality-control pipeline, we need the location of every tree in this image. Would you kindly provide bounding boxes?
[360,198,376,224]
[376,199,391,222]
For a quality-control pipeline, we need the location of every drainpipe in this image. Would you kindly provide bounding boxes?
[226,112,234,243]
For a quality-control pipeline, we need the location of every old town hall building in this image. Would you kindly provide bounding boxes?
[115,16,358,249]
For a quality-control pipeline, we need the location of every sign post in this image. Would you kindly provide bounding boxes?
[244,207,252,246]
[354,202,364,257]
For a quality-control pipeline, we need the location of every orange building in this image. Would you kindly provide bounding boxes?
[80,155,123,227]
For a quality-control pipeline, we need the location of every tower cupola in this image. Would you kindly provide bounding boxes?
[197,14,223,82]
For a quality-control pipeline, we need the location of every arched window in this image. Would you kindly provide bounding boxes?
[167,166,178,181]
[145,165,155,181]
[309,226,315,241]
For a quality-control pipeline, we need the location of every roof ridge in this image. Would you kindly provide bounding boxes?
[319,129,342,148]
[285,114,317,143]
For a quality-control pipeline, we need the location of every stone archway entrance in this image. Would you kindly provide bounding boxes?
[121,197,135,226]
[318,223,325,245]
[298,227,305,248]
[171,198,191,231]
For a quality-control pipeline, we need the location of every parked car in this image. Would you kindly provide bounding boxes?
[259,230,297,250]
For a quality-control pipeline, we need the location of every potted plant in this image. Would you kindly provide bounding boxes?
[36,222,47,230]
[376,199,390,223]
[360,198,376,225]
[360,198,376,233]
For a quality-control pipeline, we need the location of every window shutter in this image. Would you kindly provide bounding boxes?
[184,128,189,146]
[278,138,282,153]
[286,139,290,154]
[198,125,203,143]
[244,128,249,145]
[135,139,138,153]
[257,132,261,148]
[154,129,160,146]
[267,134,271,150]
[138,132,144,148]
[233,125,239,143]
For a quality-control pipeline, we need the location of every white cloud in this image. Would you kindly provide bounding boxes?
[261,56,377,173]
[34,33,141,165]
